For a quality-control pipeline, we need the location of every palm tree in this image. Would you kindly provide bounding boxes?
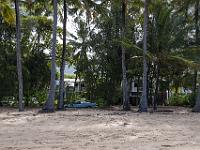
[174,0,200,112]
[15,0,24,112]
[121,0,130,111]
[173,0,200,111]
[192,0,200,112]
[194,0,199,45]
[43,0,58,112]
[139,0,148,112]
[0,0,15,25]
[58,0,67,110]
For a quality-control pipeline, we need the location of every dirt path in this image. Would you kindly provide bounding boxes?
[0,107,200,150]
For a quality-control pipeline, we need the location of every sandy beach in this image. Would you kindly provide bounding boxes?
[0,107,200,150]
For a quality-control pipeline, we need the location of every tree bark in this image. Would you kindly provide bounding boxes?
[192,0,199,97]
[195,0,199,45]
[153,63,160,111]
[15,0,24,112]
[43,0,58,112]
[192,0,199,112]
[139,0,148,112]
[58,0,67,110]
[136,76,140,106]
[122,0,130,111]
[192,70,197,94]
[192,85,200,112]
[149,64,155,106]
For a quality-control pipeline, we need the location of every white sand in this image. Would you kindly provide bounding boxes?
[0,107,200,150]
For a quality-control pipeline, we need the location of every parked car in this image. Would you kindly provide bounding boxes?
[64,101,96,108]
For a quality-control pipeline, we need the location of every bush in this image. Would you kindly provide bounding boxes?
[26,89,48,107]
[94,98,107,108]
[0,96,17,107]
[64,91,87,104]
[169,93,190,106]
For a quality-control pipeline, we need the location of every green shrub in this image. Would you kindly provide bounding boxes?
[94,98,107,108]
[169,93,190,106]
[27,89,48,107]
[65,91,87,104]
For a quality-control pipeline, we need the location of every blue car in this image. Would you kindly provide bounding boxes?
[64,101,96,108]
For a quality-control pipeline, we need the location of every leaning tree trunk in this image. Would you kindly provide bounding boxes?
[58,0,67,110]
[121,0,130,111]
[139,0,148,112]
[43,0,58,112]
[15,0,24,112]
[192,0,200,112]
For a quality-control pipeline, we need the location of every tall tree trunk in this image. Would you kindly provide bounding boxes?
[149,64,155,106]
[153,63,160,111]
[15,0,24,112]
[58,0,67,110]
[147,64,150,106]
[192,0,200,112]
[122,0,130,111]
[167,79,170,105]
[139,0,148,112]
[43,0,57,112]
[192,0,199,97]
[192,70,197,96]
[136,76,140,106]
[192,86,200,112]
[195,0,199,45]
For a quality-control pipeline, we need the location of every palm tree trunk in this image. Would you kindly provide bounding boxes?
[58,0,67,110]
[153,64,160,111]
[43,0,58,112]
[192,0,199,96]
[122,0,130,111]
[192,70,197,94]
[139,0,148,112]
[15,0,24,112]
[136,76,140,106]
[192,0,199,112]
[192,86,200,112]
[195,0,199,45]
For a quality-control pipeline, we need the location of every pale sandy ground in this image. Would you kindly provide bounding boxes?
[0,107,200,150]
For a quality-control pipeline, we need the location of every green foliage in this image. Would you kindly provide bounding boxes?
[1,0,200,109]
[64,74,75,79]
[94,98,107,108]
[0,0,15,25]
[65,91,86,103]
[25,89,48,107]
[0,1,51,107]
[169,94,191,106]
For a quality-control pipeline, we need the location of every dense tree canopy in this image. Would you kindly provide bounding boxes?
[0,0,200,112]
